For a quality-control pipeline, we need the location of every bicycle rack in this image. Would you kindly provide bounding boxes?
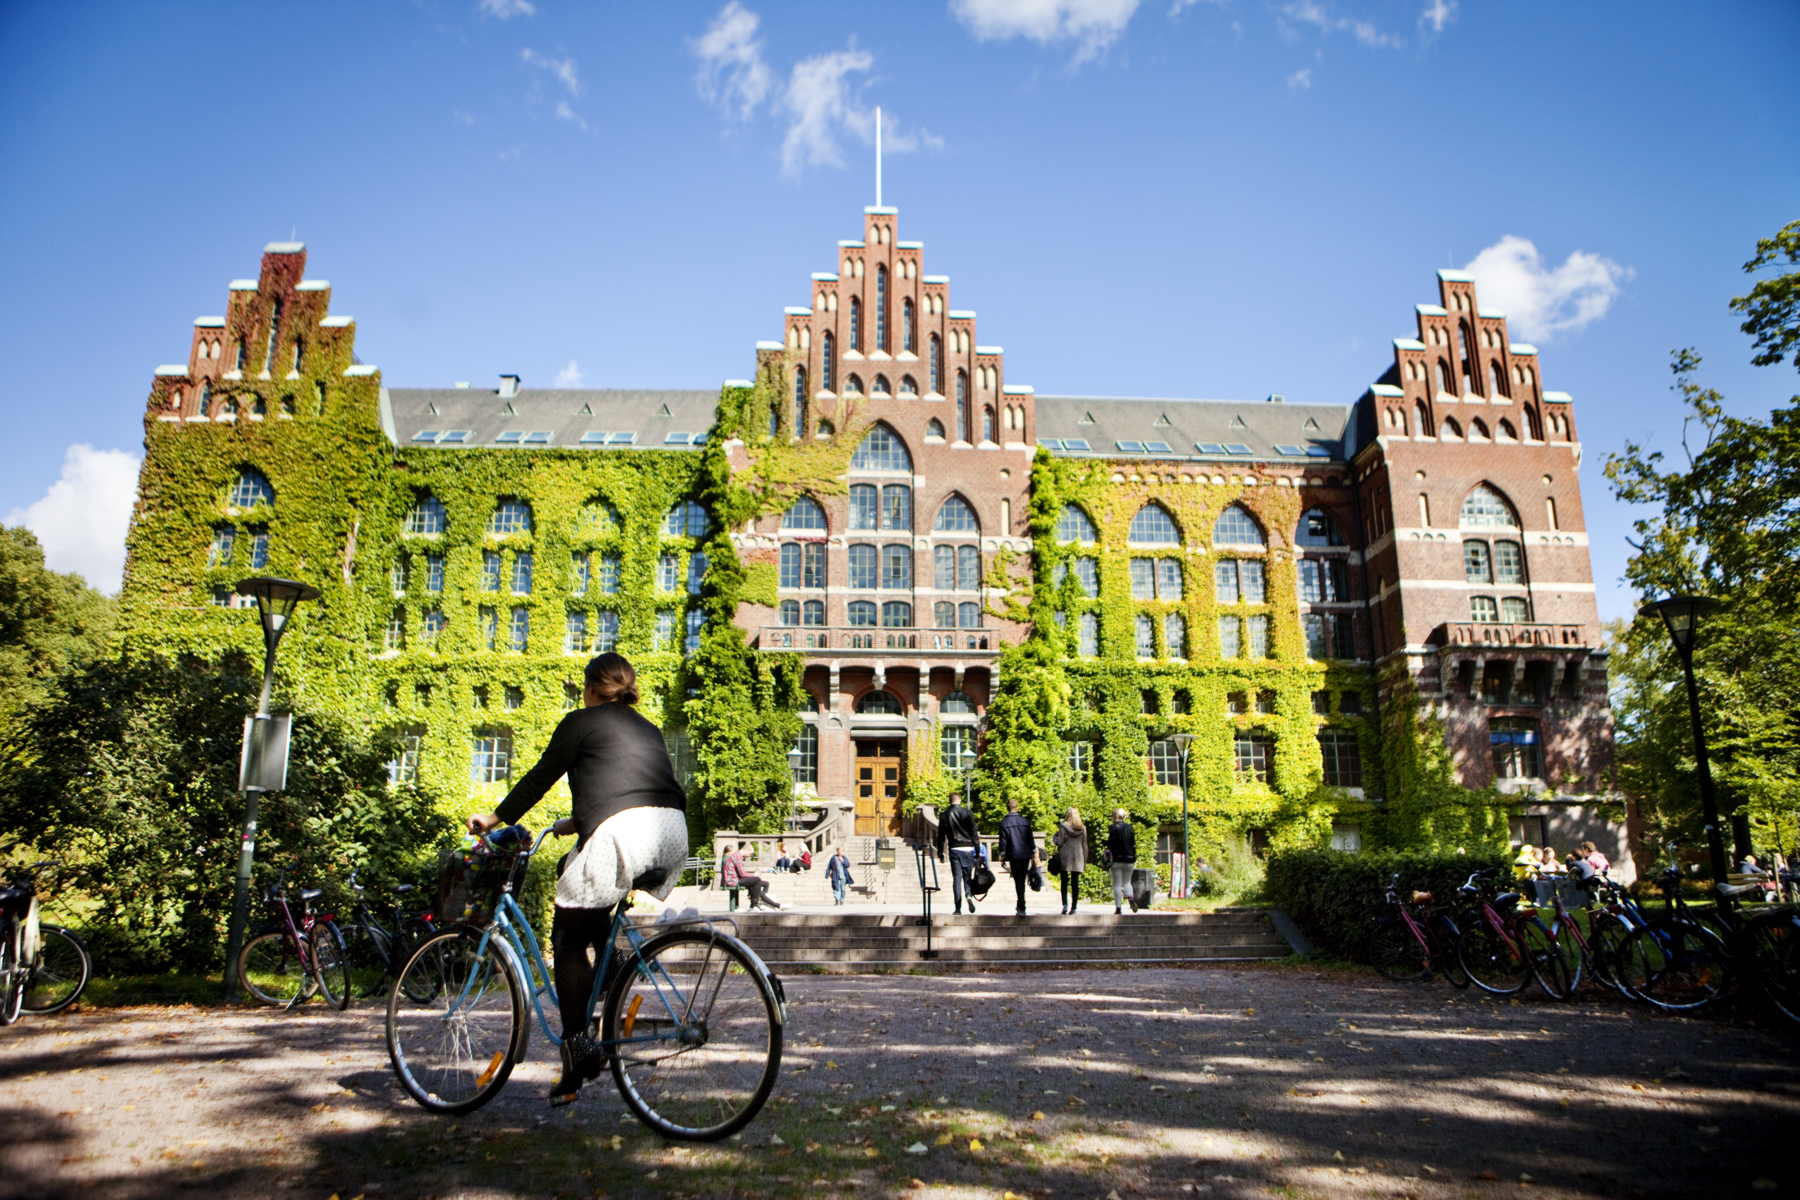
[913,846,941,960]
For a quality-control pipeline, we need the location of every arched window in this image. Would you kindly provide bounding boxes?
[1057,504,1096,544]
[1211,505,1263,547]
[941,691,974,714]
[1441,416,1463,440]
[822,332,835,392]
[1129,503,1181,546]
[793,366,807,434]
[930,334,941,393]
[782,497,827,530]
[1437,360,1452,394]
[958,601,982,629]
[899,375,918,397]
[934,600,955,627]
[982,406,995,442]
[199,381,211,416]
[1460,484,1518,528]
[903,298,915,352]
[405,494,447,536]
[849,295,862,352]
[663,499,710,538]
[873,374,891,396]
[1491,361,1508,397]
[851,424,911,471]
[489,498,533,535]
[1164,613,1186,659]
[935,495,979,533]
[849,484,879,530]
[856,690,901,715]
[228,469,275,509]
[1496,419,1518,442]
[845,374,864,396]
[1295,509,1345,547]
[768,401,780,437]
[875,265,888,352]
[234,341,247,372]
[1457,321,1470,360]
[1415,401,1433,437]
[956,370,969,441]
[779,599,800,626]
[1524,405,1543,440]
[847,600,877,626]
[881,600,912,628]
[926,418,945,439]
[1469,418,1491,441]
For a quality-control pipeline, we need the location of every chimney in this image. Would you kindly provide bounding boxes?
[1267,393,1286,404]
[499,374,521,398]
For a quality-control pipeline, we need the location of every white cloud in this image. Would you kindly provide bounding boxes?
[1287,67,1313,89]
[5,444,141,595]
[479,0,535,18]
[1168,0,1228,16]
[781,47,875,175]
[1280,1,1401,49]
[521,48,582,96]
[692,2,773,121]
[950,0,1141,64]
[553,359,584,387]
[554,100,587,130]
[1419,0,1456,34]
[1462,235,1633,342]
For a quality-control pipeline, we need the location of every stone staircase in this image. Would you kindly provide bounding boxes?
[723,909,1295,972]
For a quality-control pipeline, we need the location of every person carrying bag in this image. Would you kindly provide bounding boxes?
[996,797,1040,916]
[1051,808,1087,915]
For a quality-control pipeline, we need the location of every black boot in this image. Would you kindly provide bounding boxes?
[549,1029,603,1106]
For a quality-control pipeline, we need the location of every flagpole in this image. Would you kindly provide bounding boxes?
[876,106,882,207]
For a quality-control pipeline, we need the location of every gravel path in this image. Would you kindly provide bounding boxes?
[2,965,1796,1200]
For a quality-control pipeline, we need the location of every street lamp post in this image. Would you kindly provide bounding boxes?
[960,741,977,808]
[1169,733,1196,898]
[221,576,319,1001]
[1639,595,1729,886]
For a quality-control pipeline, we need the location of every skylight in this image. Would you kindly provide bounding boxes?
[580,431,610,444]
[1196,442,1226,455]
[1223,443,1252,455]
[1274,444,1306,456]
[1115,440,1145,452]
[1062,438,1091,452]
[412,430,441,442]
[1143,440,1172,454]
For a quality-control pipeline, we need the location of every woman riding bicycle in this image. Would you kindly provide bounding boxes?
[466,652,688,1105]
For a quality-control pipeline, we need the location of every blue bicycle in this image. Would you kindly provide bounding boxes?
[385,827,786,1140]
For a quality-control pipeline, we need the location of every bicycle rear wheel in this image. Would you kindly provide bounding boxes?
[238,931,316,1007]
[603,929,782,1142]
[1520,917,1579,1000]
[1431,916,1471,988]
[1368,918,1429,983]
[387,929,525,1115]
[1744,910,1800,1025]
[1617,918,1729,1011]
[1458,918,1531,995]
[312,923,352,1011]
[21,925,90,1014]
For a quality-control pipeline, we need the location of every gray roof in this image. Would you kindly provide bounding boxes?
[1032,395,1357,465]
[383,388,719,450]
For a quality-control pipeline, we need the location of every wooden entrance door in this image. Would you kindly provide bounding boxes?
[854,740,904,837]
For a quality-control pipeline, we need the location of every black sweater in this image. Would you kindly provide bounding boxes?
[495,702,685,846]
[1107,820,1137,865]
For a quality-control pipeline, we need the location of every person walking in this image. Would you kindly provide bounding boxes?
[826,847,854,905]
[1052,808,1087,915]
[935,794,983,914]
[1106,808,1138,914]
[996,797,1039,916]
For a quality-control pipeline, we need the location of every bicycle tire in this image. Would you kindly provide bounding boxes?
[21,925,91,1014]
[1616,918,1729,1011]
[1520,917,1577,1000]
[340,921,393,999]
[1368,919,1429,983]
[603,928,782,1142]
[312,922,352,1011]
[0,919,22,1026]
[387,929,525,1115]
[1588,913,1632,995]
[1431,915,1472,988]
[1458,917,1531,995]
[238,931,315,1007]
[1743,910,1800,1026]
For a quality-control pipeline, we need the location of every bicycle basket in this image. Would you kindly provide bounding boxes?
[435,826,529,926]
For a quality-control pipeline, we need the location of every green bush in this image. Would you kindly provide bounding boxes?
[1189,837,1266,904]
[1264,847,1509,960]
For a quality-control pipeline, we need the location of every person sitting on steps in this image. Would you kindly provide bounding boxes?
[723,842,784,911]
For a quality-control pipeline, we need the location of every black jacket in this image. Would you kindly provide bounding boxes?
[1107,820,1137,866]
[936,803,979,854]
[495,701,685,847]
[997,812,1036,863]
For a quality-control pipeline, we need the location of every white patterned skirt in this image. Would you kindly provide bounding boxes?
[555,806,690,911]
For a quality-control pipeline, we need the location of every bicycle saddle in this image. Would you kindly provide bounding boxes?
[299,887,324,901]
[1717,881,1762,898]
[633,868,668,892]
[1493,892,1521,909]
[393,883,414,894]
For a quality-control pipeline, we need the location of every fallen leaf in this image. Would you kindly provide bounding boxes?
[828,1060,839,1069]
[1558,1098,1571,1109]
[881,1104,897,1112]
[935,1134,953,1146]
[1108,1192,1122,1200]
[910,1180,926,1190]
[864,1147,881,1159]
[1333,1151,1345,1162]
[906,1143,928,1155]
[770,1134,786,1146]
[1520,1173,1537,1185]
[609,1136,623,1151]
[1474,1170,1499,1181]
[646,1171,659,1180]
[806,1141,821,1153]
[969,1138,983,1152]
[1031,1111,1044,1120]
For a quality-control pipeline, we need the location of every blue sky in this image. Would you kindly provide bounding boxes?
[1,1,1795,611]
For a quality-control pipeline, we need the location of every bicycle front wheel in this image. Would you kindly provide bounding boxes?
[1617,919,1729,1011]
[312,923,352,1011]
[1520,917,1578,1000]
[0,919,22,1025]
[603,929,783,1142]
[1368,919,1429,983]
[238,931,313,1007]
[1458,918,1531,995]
[387,929,525,1115]
[1588,913,1631,995]
[1431,915,1471,988]
[21,925,91,1014]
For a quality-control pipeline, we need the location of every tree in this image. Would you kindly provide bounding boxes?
[1731,218,1800,373]
[0,525,115,733]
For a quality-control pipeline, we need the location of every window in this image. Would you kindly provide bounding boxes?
[934,600,955,627]
[932,546,956,591]
[593,610,619,652]
[822,332,835,392]
[790,724,818,784]
[384,606,405,651]
[942,724,976,772]
[1129,504,1180,546]
[848,544,877,589]
[936,545,981,591]
[882,485,912,531]
[688,551,707,595]
[1298,558,1347,603]
[571,552,590,596]
[903,298,915,353]
[1055,556,1098,597]
[780,542,826,588]
[664,500,710,538]
[654,610,676,649]
[875,265,887,351]
[479,606,498,649]
[228,470,274,509]
[1491,719,1541,779]
[849,484,879,530]
[1157,559,1183,600]
[209,525,236,568]
[1296,509,1345,547]
[881,544,912,589]
[1164,613,1186,659]
[1068,740,1094,780]
[784,497,827,530]
[1303,614,1328,660]
[483,551,503,592]
[803,599,824,626]
[511,552,533,594]
[488,499,533,535]
[471,729,513,784]
[1219,616,1242,658]
[425,553,444,593]
[1500,596,1532,623]
[900,375,918,397]
[958,601,982,628]
[509,607,529,652]
[982,406,995,442]
[849,295,862,352]
[564,611,587,654]
[1129,558,1182,601]
[851,425,911,471]
[1319,730,1362,788]
[421,609,446,646]
[857,690,901,715]
[385,727,424,785]
[1246,615,1269,658]
[1214,560,1265,604]
[1234,731,1273,783]
[1135,613,1155,658]
[1147,740,1184,787]
[1333,614,1356,659]
[793,366,807,434]
[597,553,621,594]
[780,599,800,626]
[930,334,941,393]
[579,500,620,535]
[686,609,704,656]
[848,600,877,626]
[1460,484,1517,528]
[956,371,969,441]
[934,495,979,533]
[404,495,446,535]
[941,691,975,715]
[1212,505,1263,546]
[883,601,914,627]
[1464,540,1493,584]
[1493,540,1524,585]
[1057,504,1096,544]
[1470,595,1499,622]
[1078,612,1099,656]
[244,528,268,570]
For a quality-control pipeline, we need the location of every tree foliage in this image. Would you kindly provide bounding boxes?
[0,526,115,734]
[1731,218,1800,373]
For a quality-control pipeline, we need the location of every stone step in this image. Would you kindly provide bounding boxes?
[741,931,1286,949]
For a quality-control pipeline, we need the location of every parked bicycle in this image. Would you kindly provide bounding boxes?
[1367,873,1470,988]
[0,862,92,1023]
[1454,869,1545,997]
[337,866,436,1000]
[1616,864,1800,1021]
[235,862,351,1011]
[386,826,786,1140]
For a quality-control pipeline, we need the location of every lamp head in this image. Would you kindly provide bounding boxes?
[1168,733,1196,753]
[234,576,320,644]
[960,744,977,767]
[1639,594,1719,655]
[787,746,804,770]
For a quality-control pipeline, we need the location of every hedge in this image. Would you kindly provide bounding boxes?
[1264,847,1510,960]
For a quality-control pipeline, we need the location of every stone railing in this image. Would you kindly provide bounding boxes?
[709,801,853,884]
[757,626,995,654]
[1441,622,1588,649]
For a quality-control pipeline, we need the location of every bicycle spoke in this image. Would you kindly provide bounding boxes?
[21,926,91,1014]
[386,930,522,1115]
